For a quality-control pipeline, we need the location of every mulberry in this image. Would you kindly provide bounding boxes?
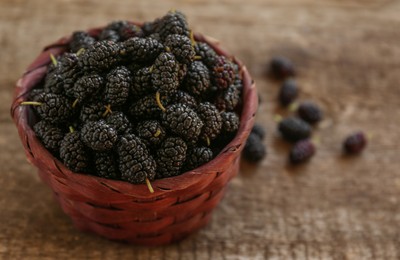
[80,101,110,122]
[211,56,235,90]
[169,90,198,108]
[290,139,315,164]
[60,131,89,173]
[164,34,195,64]
[131,66,154,97]
[221,112,240,133]
[105,111,131,135]
[197,102,222,143]
[81,120,118,151]
[94,152,120,179]
[98,29,120,42]
[136,120,166,147]
[162,103,203,142]
[278,79,298,107]
[151,52,179,93]
[78,41,120,71]
[105,66,131,106]
[157,10,190,40]
[278,117,311,142]
[269,56,296,80]
[156,137,187,178]
[343,131,367,154]
[297,101,323,124]
[118,134,156,183]
[251,123,266,140]
[121,37,164,62]
[215,85,241,111]
[69,31,96,53]
[195,42,218,68]
[33,120,64,154]
[243,133,266,163]
[184,61,210,96]
[73,73,104,102]
[129,94,169,120]
[184,147,213,171]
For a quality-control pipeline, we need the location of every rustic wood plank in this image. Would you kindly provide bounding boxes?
[1,0,400,259]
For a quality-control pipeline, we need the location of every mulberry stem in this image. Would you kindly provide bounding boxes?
[50,53,57,66]
[154,129,161,137]
[76,48,85,56]
[69,126,75,133]
[190,30,196,46]
[145,178,154,193]
[20,101,42,106]
[72,99,79,108]
[102,104,112,117]
[155,92,166,112]
[194,56,202,60]
[206,136,210,146]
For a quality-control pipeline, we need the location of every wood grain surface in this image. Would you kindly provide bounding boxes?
[1,0,400,259]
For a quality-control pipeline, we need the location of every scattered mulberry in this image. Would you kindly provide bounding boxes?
[343,131,367,154]
[151,52,179,93]
[157,10,189,40]
[251,123,266,140]
[118,134,156,183]
[215,85,240,111]
[278,79,298,107]
[105,111,131,135]
[73,73,104,102]
[164,34,195,64]
[78,41,120,71]
[242,133,266,163]
[162,103,203,142]
[156,137,187,178]
[32,93,73,124]
[121,37,164,62]
[131,66,155,97]
[94,152,120,179]
[290,139,315,164]
[81,120,118,151]
[269,56,296,80]
[33,120,64,154]
[298,101,323,124]
[104,66,131,106]
[195,42,218,68]
[184,146,213,171]
[184,61,210,96]
[69,31,96,53]
[278,117,311,142]
[212,56,235,90]
[197,102,222,142]
[221,112,240,133]
[60,131,89,173]
[136,120,166,147]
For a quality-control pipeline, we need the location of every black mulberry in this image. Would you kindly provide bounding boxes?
[243,133,266,163]
[73,73,104,102]
[184,61,210,96]
[290,139,315,164]
[129,94,169,120]
[197,102,222,143]
[81,120,118,151]
[343,131,367,154]
[131,66,155,98]
[184,147,213,171]
[278,117,311,142]
[94,152,120,179]
[60,131,89,173]
[118,134,156,183]
[78,41,120,71]
[297,101,323,124]
[136,120,166,147]
[121,37,164,62]
[221,112,240,133]
[69,31,96,53]
[164,34,195,64]
[212,56,235,90]
[104,66,131,106]
[215,85,241,111]
[195,42,218,68]
[26,93,73,124]
[151,52,179,93]
[269,56,296,80]
[278,79,298,107]
[98,29,120,42]
[33,121,64,154]
[157,10,189,40]
[162,103,203,143]
[251,123,266,140]
[156,137,187,178]
[169,90,198,108]
[105,111,131,135]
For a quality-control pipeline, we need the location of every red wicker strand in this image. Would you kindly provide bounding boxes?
[10,26,258,246]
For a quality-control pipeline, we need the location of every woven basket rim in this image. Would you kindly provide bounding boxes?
[10,23,258,199]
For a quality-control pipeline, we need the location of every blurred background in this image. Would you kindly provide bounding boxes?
[2,0,400,259]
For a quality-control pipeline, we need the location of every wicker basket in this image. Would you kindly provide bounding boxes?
[10,26,258,246]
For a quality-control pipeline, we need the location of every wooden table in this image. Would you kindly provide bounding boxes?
[1,0,400,259]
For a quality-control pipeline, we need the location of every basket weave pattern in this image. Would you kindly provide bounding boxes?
[10,28,258,246]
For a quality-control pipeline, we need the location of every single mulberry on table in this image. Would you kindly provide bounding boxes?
[297,101,323,124]
[278,117,311,143]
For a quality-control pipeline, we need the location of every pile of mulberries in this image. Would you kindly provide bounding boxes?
[24,10,244,187]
